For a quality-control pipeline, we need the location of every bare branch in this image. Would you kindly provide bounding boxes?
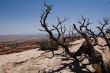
[97,17,110,49]
[40,3,75,58]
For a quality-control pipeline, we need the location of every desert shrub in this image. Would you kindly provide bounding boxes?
[39,40,59,51]
[7,42,17,48]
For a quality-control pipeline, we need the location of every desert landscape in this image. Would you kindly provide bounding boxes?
[0,35,42,55]
[0,37,110,73]
[1,0,110,73]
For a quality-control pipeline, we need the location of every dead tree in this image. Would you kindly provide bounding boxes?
[73,16,106,73]
[39,3,108,73]
[39,3,78,60]
[97,18,110,49]
[73,16,97,56]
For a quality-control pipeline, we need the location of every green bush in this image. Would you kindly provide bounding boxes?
[39,40,59,51]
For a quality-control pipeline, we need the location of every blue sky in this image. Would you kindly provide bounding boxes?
[0,0,110,35]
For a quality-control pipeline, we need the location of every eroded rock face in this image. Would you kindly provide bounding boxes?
[0,49,63,73]
[0,49,89,73]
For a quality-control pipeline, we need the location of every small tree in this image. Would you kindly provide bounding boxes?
[39,3,78,60]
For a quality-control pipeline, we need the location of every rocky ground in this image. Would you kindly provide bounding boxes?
[0,39,110,73]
